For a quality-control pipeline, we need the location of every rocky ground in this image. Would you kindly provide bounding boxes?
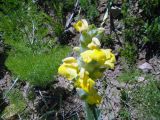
[0,0,160,120]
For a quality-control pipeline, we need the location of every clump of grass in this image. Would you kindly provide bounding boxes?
[119,108,131,120]
[119,74,160,119]
[131,78,160,119]
[5,45,71,86]
[117,68,141,83]
[2,88,26,119]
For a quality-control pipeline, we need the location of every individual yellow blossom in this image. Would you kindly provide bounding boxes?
[73,19,88,32]
[87,37,101,49]
[58,57,79,80]
[80,49,106,65]
[102,49,116,69]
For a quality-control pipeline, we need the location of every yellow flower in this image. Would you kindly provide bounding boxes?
[58,57,79,80]
[76,68,95,93]
[87,37,101,50]
[73,19,88,32]
[102,49,116,69]
[80,49,106,65]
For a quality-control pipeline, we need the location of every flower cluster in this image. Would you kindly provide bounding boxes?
[58,19,116,105]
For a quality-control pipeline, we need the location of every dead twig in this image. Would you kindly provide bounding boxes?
[65,0,79,29]
[4,77,18,98]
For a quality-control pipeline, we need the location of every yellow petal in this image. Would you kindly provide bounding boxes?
[87,42,97,50]
[77,78,95,93]
[110,54,116,63]
[62,57,77,63]
[104,61,114,69]
[90,49,106,64]
[80,50,93,63]
[87,37,101,50]
[92,37,101,47]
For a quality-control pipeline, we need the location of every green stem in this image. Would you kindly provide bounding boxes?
[84,102,100,120]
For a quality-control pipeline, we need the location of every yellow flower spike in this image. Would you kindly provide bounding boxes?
[73,19,88,32]
[87,37,101,49]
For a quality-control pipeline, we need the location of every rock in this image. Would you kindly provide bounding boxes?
[137,76,145,82]
[98,6,106,13]
[138,62,153,73]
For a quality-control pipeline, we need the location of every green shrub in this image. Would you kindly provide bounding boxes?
[101,34,114,47]
[139,0,160,18]
[0,0,56,52]
[120,42,137,65]
[143,17,160,43]
[79,0,99,22]
[5,45,71,86]
[121,0,160,45]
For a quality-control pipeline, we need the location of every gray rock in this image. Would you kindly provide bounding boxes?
[137,76,145,82]
[138,62,153,72]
